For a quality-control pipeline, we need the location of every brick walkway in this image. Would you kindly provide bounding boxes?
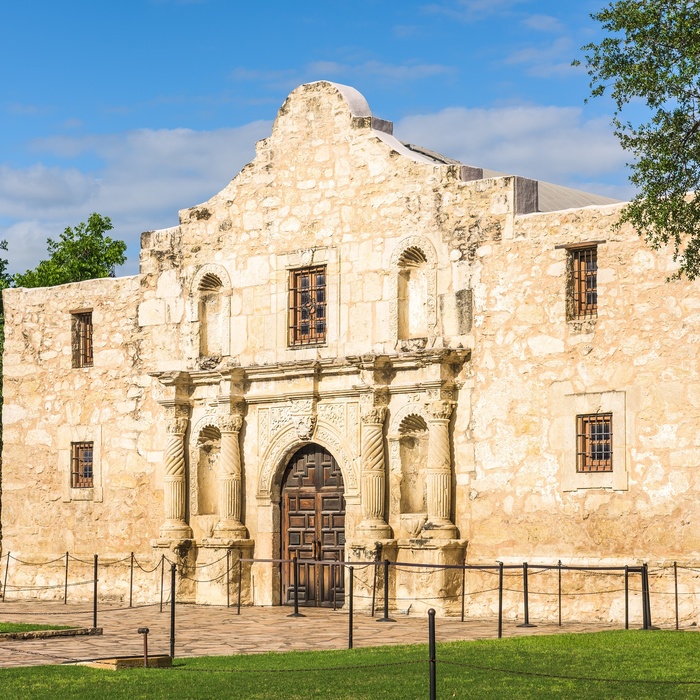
[0,600,624,668]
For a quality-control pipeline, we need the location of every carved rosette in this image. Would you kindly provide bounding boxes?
[290,397,317,442]
[214,406,247,539]
[425,399,457,538]
[160,404,193,540]
[358,396,391,539]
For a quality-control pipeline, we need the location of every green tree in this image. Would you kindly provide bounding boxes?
[13,213,126,288]
[576,0,700,279]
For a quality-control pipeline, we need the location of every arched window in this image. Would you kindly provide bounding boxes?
[397,247,429,340]
[198,273,224,358]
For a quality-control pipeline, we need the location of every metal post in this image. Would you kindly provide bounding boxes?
[371,560,378,617]
[226,550,231,609]
[460,560,466,623]
[170,564,176,659]
[159,555,165,614]
[64,552,69,604]
[674,562,679,631]
[348,566,354,650]
[428,608,436,700]
[377,559,395,622]
[498,562,503,639]
[137,627,149,668]
[641,565,649,630]
[288,556,304,617]
[129,552,134,608]
[93,554,98,629]
[237,557,242,615]
[624,566,629,630]
[643,563,656,629]
[516,562,536,628]
[332,563,337,612]
[557,560,562,627]
[2,552,10,601]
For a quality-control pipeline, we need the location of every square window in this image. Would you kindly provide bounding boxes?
[577,414,612,473]
[71,312,93,368]
[289,266,326,346]
[569,247,598,319]
[71,442,94,488]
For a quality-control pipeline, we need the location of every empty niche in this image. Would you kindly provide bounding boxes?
[399,413,428,514]
[197,425,220,515]
[198,273,223,358]
[397,247,429,340]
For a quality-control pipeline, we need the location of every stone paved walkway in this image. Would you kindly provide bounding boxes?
[0,600,628,668]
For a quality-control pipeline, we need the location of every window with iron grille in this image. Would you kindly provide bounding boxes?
[288,266,326,346]
[576,414,612,473]
[71,312,93,368]
[570,247,598,318]
[71,442,94,488]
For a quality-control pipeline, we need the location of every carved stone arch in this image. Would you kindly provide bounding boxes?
[388,400,430,436]
[257,420,359,503]
[188,263,232,358]
[389,236,438,345]
[189,413,222,517]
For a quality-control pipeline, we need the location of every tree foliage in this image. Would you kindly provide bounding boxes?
[13,213,126,288]
[576,0,700,279]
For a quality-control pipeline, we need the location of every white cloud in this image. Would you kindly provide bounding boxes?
[395,104,632,196]
[504,36,578,78]
[522,14,565,33]
[0,120,271,276]
[423,0,529,22]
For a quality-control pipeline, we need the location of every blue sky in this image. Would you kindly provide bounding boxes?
[0,0,629,276]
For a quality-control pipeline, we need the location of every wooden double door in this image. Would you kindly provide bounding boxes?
[282,444,345,607]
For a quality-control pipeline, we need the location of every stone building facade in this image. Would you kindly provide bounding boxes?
[2,81,700,617]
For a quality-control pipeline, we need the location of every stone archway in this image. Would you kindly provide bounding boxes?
[280,443,345,607]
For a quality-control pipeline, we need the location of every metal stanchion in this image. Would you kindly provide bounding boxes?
[641,564,650,630]
[1,552,9,601]
[138,627,149,668]
[557,560,562,627]
[516,562,536,628]
[64,552,69,604]
[428,608,436,700]
[159,554,165,614]
[377,559,395,623]
[129,552,134,608]
[237,557,242,615]
[497,562,504,639]
[226,550,231,609]
[170,564,176,659]
[624,565,629,630]
[460,560,466,623]
[371,560,378,618]
[93,554,98,629]
[348,566,354,650]
[674,561,679,631]
[288,556,305,617]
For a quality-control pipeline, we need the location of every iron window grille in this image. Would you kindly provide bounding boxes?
[71,441,94,488]
[571,247,598,318]
[576,414,612,473]
[288,266,326,346]
[72,312,93,368]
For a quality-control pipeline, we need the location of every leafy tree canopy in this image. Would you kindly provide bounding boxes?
[13,213,126,288]
[576,0,700,279]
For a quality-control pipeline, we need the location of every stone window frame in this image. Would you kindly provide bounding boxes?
[71,441,94,488]
[71,309,93,368]
[60,425,103,502]
[287,264,327,347]
[556,241,605,323]
[276,247,338,355]
[389,236,438,350]
[562,391,627,491]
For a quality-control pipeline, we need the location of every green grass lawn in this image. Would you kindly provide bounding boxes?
[0,622,72,633]
[1,631,700,699]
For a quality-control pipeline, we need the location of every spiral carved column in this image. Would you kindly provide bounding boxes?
[425,400,457,538]
[160,405,193,540]
[357,405,392,539]
[214,413,248,539]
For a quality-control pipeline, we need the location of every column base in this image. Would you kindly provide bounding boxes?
[158,521,193,541]
[213,520,248,540]
[356,519,393,540]
[421,520,458,539]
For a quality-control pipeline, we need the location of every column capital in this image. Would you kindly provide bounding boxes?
[426,400,455,422]
[165,404,190,435]
[218,413,243,434]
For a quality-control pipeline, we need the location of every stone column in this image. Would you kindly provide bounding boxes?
[160,405,193,540]
[213,412,247,539]
[425,400,457,538]
[357,403,392,539]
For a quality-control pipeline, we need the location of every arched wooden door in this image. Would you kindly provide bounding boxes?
[281,444,345,607]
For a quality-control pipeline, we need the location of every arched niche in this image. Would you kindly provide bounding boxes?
[389,236,438,347]
[189,264,232,360]
[397,413,429,514]
[189,414,223,516]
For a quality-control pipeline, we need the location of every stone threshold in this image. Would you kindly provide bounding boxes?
[0,627,103,640]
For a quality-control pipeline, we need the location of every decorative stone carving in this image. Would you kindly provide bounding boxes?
[294,414,317,441]
[160,404,193,540]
